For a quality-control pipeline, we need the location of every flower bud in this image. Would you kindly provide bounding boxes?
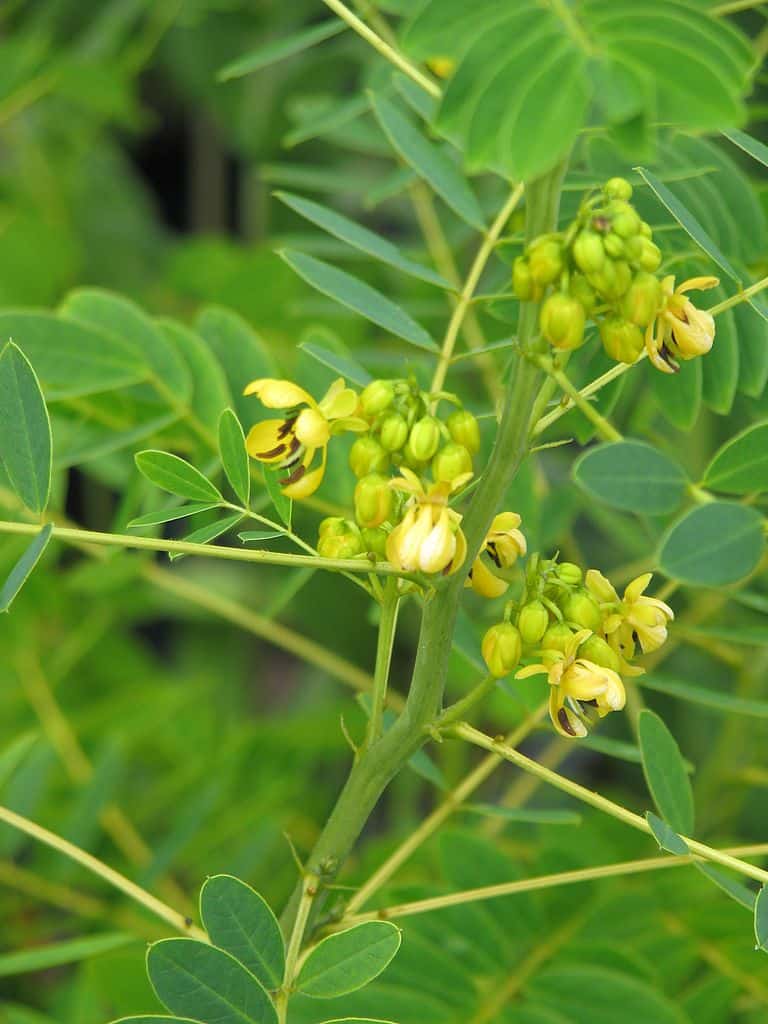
[639,220,652,239]
[432,442,473,483]
[349,435,389,477]
[541,622,574,654]
[570,274,597,316]
[611,209,641,239]
[573,230,605,274]
[668,297,715,360]
[512,256,533,300]
[482,622,522,678]
[379,412,409,452]
[318,516,347,539]
[408,416,441,463]
[317,519,364,559]
[589,259,629,300]
[447,409,481,455]
[621,272,662,327]
[360,379,394,416]
[361,526,388,558]
[517,600,550,646]
[637,239,662,272]
[354,473,393,528]
[556,562,582,586]
[603,233,625,259]
[540,293,586,351]
[561,587,603,632]
[426,56,455,79]
[528,238,564,286]
[578,634,621,672]
[419,509,459,574]
[604,177,633,201]
[599,316,644,363]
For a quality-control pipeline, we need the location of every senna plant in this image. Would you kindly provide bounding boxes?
[2,2,768,1023]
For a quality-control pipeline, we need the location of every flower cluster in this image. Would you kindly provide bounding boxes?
[480,555,674,739]
[512,177,718,372]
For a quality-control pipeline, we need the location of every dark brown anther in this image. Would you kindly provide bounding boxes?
[280,463,307,486]
[558,707,578,736]
[255,443,287,459]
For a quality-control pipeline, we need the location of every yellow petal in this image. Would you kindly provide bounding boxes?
[246,419,296,463]
[322,383,359,420]
[624,572,652,604]
[469,556,509,598]
[282,459,325,499]
[294,407,330,448]
[491,512,522,533]
[549,688,587,738]
[676,275,719,295]
[516,663,548,680]
[244,378,313,409]
[447,527,468,575]
[585,569,618,604]
[418,511,457,574]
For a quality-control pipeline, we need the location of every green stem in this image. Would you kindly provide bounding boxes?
[538,356,623,442]
[363,579,400,751]
[437,674,498,730]
[276,872,319,1023]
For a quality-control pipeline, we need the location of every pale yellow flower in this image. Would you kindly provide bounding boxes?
[645,275,718,374]
[467,512,527,598]
[385,468,469,575]
[586,569,674,660]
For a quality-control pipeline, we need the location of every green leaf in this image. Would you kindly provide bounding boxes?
[658,501,764,587]
[218,409,250,506]
[755,885,768,951]
[239,530,285,544]
[701,288,738,415]
[695,863,755,911]
[168,513,244,561]
[463,805,581,826]
[722,128,768,171]
[651,356,702,431]
[295,922,401,999]
[369,92,485,230]
[128,503,222,529]
[638,709,694,835]
[639,674,768,720]
[263,467,292,528]
[110,1019,202,1024]
[275,192,449,289]
[280,250,437,353]
[646,811,689,856]
[0,932,133,978]
[316,1020,399,1023]
[0,311,143,400]
[147,938,277,1024]
[200,875,285,991]
[0,343,52,515]
[735,303,768,399]
[218,21,347,80]
[135,451,222,503]
[572,441,687,515]
[0,733,37,790]
[159,320,232,434]
[702,421,768,494]
[0,524,53,613]
[299,339,373,388]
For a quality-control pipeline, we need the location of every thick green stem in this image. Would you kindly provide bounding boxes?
[363,579,400,750]
[280,165,566,933]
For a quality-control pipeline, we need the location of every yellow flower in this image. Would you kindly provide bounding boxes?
[244,377,365,499]
[645,276,718,374]
[467,512,527,598]
[516,628,626,738]
[586,570,674,660]
[385,468,469,575]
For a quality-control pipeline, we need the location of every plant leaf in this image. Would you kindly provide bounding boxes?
[262,467,292,528]
[639,674,768,719]
[200,875,285,991]
[128,503,222,529]
[135,451,222,503]
[218,21,346,81]
[573,441,687,515]
[638,710,694,835]
[702,421,768,494]
[168,513,244,561]
[299,337,373,388]
[755,885,768,952]
[280,250,438,353]
[239,530,285,544]
[295,922,401,999]
[0,933,133,978]
[658,501,764,587]
[218,409,251,506]
[0,343,52,515]
[646,811,689,856]
[0,524,53,613]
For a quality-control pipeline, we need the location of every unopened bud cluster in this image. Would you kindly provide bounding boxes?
[513,178,717,373]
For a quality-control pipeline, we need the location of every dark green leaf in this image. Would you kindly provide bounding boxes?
[646,811,689,856]
[0,343,52,515]
[160,320,232,434]
[299,340,372,388]
[0,733,37,790]
[111,1018,202,1024]
[0,932,133,977]
[658,501,764,586]
[275,192,449,288]
[735,303,768,398]
[703,421,768,494]
[218,21,346,81]
[722,128,768,170]
[200,875,284,991]
[280,250,437,353]
[463,805,581,826]
[755,885,768,951]
[218,409,250,506]
[0,524,53,613]
[168,514,244,561]
[263,467,292,528]
[128,503,222,529]
[639,674,768,719]
[573,441,687,515]
[638,710,694,835]
[147,938,277,1024]
[135,451,222,503]
[295,922,401,999]
[239,530,285,544]
[695,863,755,911]
[650,356,702,431]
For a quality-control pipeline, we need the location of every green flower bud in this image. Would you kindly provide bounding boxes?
[408,416,441,463]
[403,437,427,470]
[611,209,641,239]
[541,622,574,654]
[447,409,481,455]
[349,435,390,478]
[354,473,393,528]
[599,316,644,363]
[570,274,597,316]
[512,256,533,300]
[639,220,653,239]
[318,516,347,539]
[604,177,633,201]
[482,622,523,678]
[517,600,550,646]
[578,634,621,672]
[540,293,586,351]
[572,230,605,274]
[361,526,388,558]
[379,412,409,452]
[317,519,364,559]
[603,232,625,259]
[621,272,662,327]
[528,238,564,286]
[432,442,473,483]
[613,260,632,297]
[556,562,582,586]
[561,587,603,632]
[360,379,394,416]
[623,235,645,264]
[638,239,662,273]
[588,260,629,301]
